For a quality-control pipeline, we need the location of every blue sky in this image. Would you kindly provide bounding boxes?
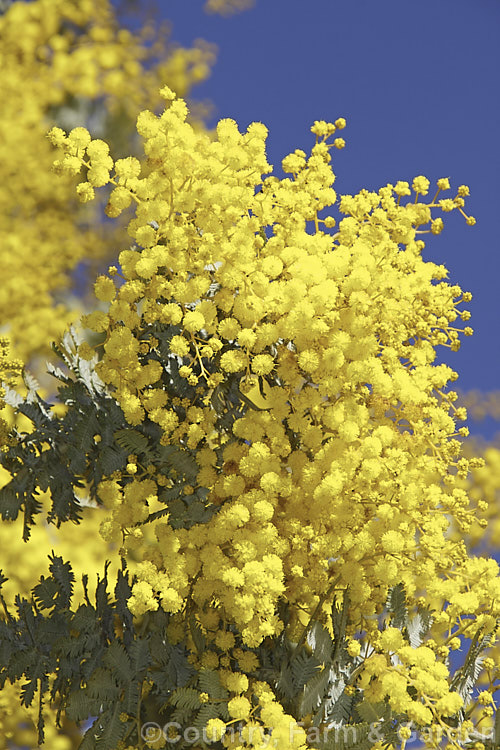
[130,0,500,434]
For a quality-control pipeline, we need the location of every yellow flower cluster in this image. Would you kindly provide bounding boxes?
[0,0,214,363]
[362,639,463,726]
[0,339,22,451]
[454,440,500,550]
[206,681,307,750]
[50,86,499,741]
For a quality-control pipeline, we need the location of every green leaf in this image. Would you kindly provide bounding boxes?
[79,724,99,750]
[171,687,202,711]
[129,637,151,678]
[194,703,221,731]
[355,700,388,723]
[32,577,59,610]
[198,669,228,701]
[0,485,20,522]
[99,446,126,476]
[291,649,322,693]
[307,622,334,664]
[189,615,206,654]
[20,675,39,707]
[66,688,100,723]
[114,428,151,456]
[114,570,134,646]
[275,663,295,701]
[103,641,132,684]
[48,553,75,607]
[322,677,353,726]
[85,667,120,702]
[406,609,433,648]
[450,624,498,705]
[93,702,127,750]
[299,666,331,717]
[386,583,407,629]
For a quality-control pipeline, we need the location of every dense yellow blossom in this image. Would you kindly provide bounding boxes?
[43,82,500,746]
[0,0,215,363]
[455,439,500,549]
[0,0,216,731]
[0,5,217,743]
[0,339,22,451]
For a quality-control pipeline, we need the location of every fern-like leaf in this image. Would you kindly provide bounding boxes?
[103,641,132,684]
[171,687,202,711]
[198,669,228,700]
[299,666,331,717]
[386,583,407,629]
[450,625,498,705]
[307,622,334,664]
[291,649,322,693]
[114,428,151,456]
[92,702,127,750]
[406,608,433,648]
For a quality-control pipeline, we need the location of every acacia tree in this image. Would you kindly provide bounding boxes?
[1,78,499,750]
[0,0,217,746]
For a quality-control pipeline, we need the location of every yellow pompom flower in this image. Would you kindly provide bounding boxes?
[94,275,116,302]
[251,354,274,375]
[412,175,430,195]
[183,310,205,333]
[227,696,251,720]
[205,718,226,742]
[169,335,191,357]
[220,350,247,373]
[347,639,361,657]
[76,182,96,202]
